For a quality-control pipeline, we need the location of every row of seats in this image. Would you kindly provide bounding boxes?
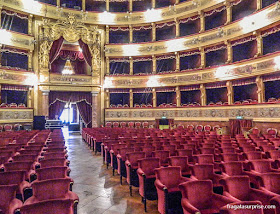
[0,124,24,132]
[0,103,26,108]
[83,127,280,213]
[0,129,79,214]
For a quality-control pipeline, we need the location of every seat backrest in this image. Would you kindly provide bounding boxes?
[4,161,33,172]
[36,166,68,181]
[268,150,280,160]
[152,150,170,164]
[250,160,273,173]
[155,166,182,189]
[138,158,160,177]
[32,178,71,200]
[20,199,72,214]
[169,156,189,172]
[39,158,66,168]
[260,173,280,194]
[43,152,66,160]
[192,164,214,180]
[179,180,213,210]
[245,151,263,160]
[13,154,37,162]
[200,148,215,155]
[0,184,18,213]
[126,152,146,167]
[222,153,239,162]
[223,176,250,201]
[197,154,214,164]
[0,170,25,185]
[222,161,244,176]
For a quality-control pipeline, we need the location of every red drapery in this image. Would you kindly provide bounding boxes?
[50,58,67,74]
[49,91,92,127]
[229,119,253,137]
[78,39,92,67]
[49,37,64,64]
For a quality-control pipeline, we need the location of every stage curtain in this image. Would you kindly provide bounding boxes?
[77,100,92,128]
[78,39,92,66]
[49,100,65,119]
[49,37,64,64]
[70,59,87,75]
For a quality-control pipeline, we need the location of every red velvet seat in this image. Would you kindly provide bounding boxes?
[176,149,194,163]
[169,156,191,177]
[125,151,146,196]
[179,180,235,214]
[25,178,79,214]
[154,166,191,214]
[137,157,160,212]
[0,184,23,214]
[20,199,73,214]
[221,176,276,214]
[4,161,35,182]
[221,161,247,177]
[42,152,68,160]
[0,171,31,201]
[117,148,135,185]
[39,158,69,168]
[152,150,170,166]
[220,201,264,214]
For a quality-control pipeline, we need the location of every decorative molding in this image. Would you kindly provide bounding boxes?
[49,74,92,85]
[0,69,35,85]
[1,0,227,25]
[0,30,34,51]
[105,103,280,122]
[0,108,33,123]
[105,4,279,56]
[104,52,278,88]
[48,85,93,92]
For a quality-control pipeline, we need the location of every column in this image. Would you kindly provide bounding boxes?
[0,44,2,67]
[257,0,262,10]
[175,18,180,37]
[152,88,157,107]
[28,15,33,35]
[200,84,206,106]
[0,7,2,25]
[106,25,109,44]
[129,89,133,107]
[129,0,133,12]
[152,0,156,9]
[106,57,110,75]
[226,81,233,105]
[92,92,99,127]
[105,89,110,108]
[82,0,86,11]
[226,41,232,63]
[175,0,179,4]
[176,86,181,107]
[256,76,265,103]
[199,11,205,33]
[56,0,60,7]
[152,55,156,74]
[225,0,232,25]
[0,85,2,104]
[42,90,49,117]
[255,31,263,57]
[28,87,32,108]
[106,0,109,11]
[28,51,33,71]
[129,25,133,43]
[200,47,205,68]
[129,57,133,75]
[152,23,156,42]
[175,52,180,71]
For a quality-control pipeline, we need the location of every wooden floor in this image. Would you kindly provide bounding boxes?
[65,131,159,214]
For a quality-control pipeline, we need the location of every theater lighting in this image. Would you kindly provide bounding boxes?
[240,11,269,33]
[104,77,113,88]
[215,66,234,79]
[147,76,160,87]
[122,44,141,56]
[166,38,186,52]
[62,60,74,75]
[24,73,37,86]
[99,11,116,24]
[22,0,42,12]
[274,56,280,70]
[0,29,12,44]
[144,8,162,22]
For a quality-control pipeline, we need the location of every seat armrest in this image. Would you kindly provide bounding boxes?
[154,179,166,191]
[181,198,200,214]
[137,168,145,177]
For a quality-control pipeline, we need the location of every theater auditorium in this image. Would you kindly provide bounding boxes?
[1,0,280,213]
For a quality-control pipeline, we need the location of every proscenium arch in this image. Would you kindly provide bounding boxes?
[39,14,101,73]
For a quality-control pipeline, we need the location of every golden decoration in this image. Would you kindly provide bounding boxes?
[39,14,101,73]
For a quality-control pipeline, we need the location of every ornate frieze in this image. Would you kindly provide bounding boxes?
[0,69,34,85]
[105,4,279,56]
[105,104,280,122]
[105,53,277,88]
[1,0,226,25]
[0,30,34,50]
[0,108,33,123]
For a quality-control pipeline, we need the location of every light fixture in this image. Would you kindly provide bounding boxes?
[62,59,74,75]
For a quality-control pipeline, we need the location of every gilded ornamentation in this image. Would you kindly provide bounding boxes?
[39,14,101,73]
